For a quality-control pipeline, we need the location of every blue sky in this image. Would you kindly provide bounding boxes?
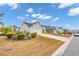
[0,3,79,30]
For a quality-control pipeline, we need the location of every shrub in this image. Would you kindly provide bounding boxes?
[25,32,30,37]
[63,32,72,35]
[31,32,37,38]
[44,32,49,34]
[17,34,25,40]
[16,32,21,34]
[26,32,29,35]
[57,31,63,36]
[6,33,13,39]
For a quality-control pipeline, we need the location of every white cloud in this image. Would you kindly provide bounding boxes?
[38,14,44,19]
[31,20,37,23]
[31,13,52,20]
[8,3,19,10]
[26,8,33,13]
[68,7,79,16]
[31,13,40,18]
[42,15,52,20]
[54,17,59,20]
[51,17,59,22]
[17,16,25,20]
[58,3,74,8]
[0,3,6,6]
[38,14,52,20]
[0,3,19,10]
[64,24,70,29]
[25,14,29,17]
[31,14,37,17]
[65,24,70,27]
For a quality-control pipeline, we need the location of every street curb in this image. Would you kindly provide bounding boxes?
[52,35,73,56]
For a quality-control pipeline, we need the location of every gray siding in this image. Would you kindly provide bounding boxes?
[31,23,43,33]
[20,23,30,32]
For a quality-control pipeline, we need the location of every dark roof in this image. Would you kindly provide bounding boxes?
[0,21,4,25]
[32,22,39,25]
[22,21,56,29]
[23,21,42,27]
[23,22,32,27]
[0,22,1,23]
[12,25,20,28]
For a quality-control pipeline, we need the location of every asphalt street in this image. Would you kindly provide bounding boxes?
[63,36,79,56]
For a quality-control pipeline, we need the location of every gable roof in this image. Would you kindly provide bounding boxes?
[23,21,42,27]
[23,22,31,27]
[22,21,56,29]
[0,21,4,25]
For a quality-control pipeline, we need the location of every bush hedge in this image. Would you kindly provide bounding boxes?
[57,31,63,35]
[31,32,37,38]
[6,33,13,39]
[16,34,25,40]
[44,32,49,34]
[5,32,37,40]
[25,32,29,36]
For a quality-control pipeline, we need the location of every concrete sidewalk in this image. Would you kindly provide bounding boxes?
[38,34,69,41]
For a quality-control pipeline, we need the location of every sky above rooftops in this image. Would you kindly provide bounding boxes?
[0,3,79,30]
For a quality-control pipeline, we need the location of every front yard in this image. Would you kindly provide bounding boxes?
[0,35,64,56]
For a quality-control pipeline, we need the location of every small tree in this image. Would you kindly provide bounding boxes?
[0,26,12,33]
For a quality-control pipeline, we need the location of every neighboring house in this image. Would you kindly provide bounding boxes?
[70,30,79,34]
[0,21,4,28]
[56,27,64,33]
[0,21,4,35]
[11,25,20,32]
[45,26,53,33]
[20,21,64,34]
